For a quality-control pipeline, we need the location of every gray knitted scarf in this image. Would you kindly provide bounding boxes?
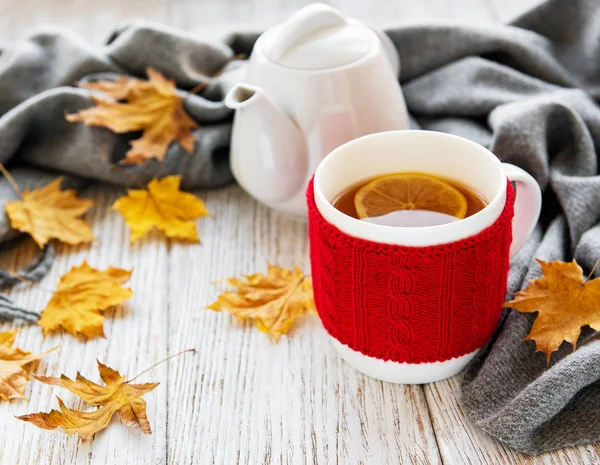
[1,0,599,455]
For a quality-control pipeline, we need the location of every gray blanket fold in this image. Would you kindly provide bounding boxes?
[0,0,599,454]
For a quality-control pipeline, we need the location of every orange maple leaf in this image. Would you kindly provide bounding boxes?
[0,330,55,401]
[503,259,600,363]
[4,178,94,248]
[66,68,198,165]
[18,361,158,441]
[38,261,134,339]
[208,264,316,340]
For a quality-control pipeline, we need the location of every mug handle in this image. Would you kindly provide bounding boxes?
[502,163,542,258]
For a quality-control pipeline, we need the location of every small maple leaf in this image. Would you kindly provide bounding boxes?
[18,361,158,441]
[66,68,198,165]
[208,264,316,340]
[503,259,600,363]
[4,178,95,248]
[38,261,134,339]
[112,175,209,244]
[0,330,52,401]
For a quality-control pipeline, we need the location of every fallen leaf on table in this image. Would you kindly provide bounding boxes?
[112,175,209,243]
[4,178,94,248]
[208,264,316,340]
[0,330,54,401]
[38,261,133,339]
[503,258,600,363]
[66,67,198,165]
[18,361,158,441]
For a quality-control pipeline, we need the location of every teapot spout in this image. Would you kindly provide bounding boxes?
[225,84,308,204]
[224,83,262,110]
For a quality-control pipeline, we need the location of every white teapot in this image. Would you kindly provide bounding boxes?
[225,4,409,217]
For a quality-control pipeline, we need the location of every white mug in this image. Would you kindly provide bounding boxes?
[311,130,542,384]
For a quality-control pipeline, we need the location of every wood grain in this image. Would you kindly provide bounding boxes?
[165,185,441,465]
[0,0,599,464]
[0,0,499,46]
[424,377,600,465]
[0,185,169,464]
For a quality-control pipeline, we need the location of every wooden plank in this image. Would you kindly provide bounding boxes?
[0,0,499,46]
[0,185,169,464]
[0,0,170,46]
[168,0,498,42]
[425,376,600,465]
[328,0,498,25]
[165,185,441,464]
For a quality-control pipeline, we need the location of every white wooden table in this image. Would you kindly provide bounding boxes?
[1,0,600,463]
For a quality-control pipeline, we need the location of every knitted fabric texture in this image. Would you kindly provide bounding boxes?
[0,240,54,322]
[307,179,515,364]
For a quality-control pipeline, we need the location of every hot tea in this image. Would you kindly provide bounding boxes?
[332,172,487,227]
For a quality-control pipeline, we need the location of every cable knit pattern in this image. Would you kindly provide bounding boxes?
[307,179,514,364]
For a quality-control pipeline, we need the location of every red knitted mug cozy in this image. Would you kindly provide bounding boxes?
[307,178,515,364]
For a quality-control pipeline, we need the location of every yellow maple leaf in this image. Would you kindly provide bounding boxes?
[0,330,52,401]
[38,261,134,339]
[503,259,600,363]
[66,68,198,165]
[18,361,158,441]
[208,264,316,340]
[112,175,209,243]
[4,178,95,248]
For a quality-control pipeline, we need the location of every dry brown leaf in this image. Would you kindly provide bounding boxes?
[66,68,198,165]
[0,330,50,401]
[18,361,158,441]
[112,175,209,243]
[79,75,141,100]
[38,261,134,339]
[503,258,600,363]
[208,264,316,340]
[4,178,94,248]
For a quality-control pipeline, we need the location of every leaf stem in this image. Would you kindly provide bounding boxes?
[44,345,61,356]
[128,348,195,382]
[109,164,147,190]
[585,256,600,283]
[0,161,23,198]
[188,54,246,95]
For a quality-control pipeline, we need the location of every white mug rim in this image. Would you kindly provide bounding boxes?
[313,130,507,246]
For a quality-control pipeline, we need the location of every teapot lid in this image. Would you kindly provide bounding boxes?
[261,4,374,70]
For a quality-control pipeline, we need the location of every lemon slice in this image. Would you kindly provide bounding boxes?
[354,173,468,221]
